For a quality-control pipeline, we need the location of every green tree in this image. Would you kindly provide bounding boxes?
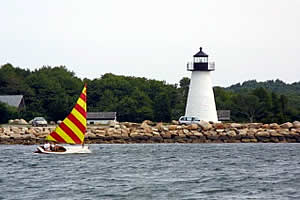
[0,63,32,96]
[153,91,171,122]
[270,92,284,123]
[252,87,272,123]
[232,94,262,122]
[0,102,18,124]
[280,94,288,122]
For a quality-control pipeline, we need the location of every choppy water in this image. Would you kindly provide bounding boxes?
[0,144,300,200]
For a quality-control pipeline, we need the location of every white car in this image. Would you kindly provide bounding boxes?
[178,116,200,125]
[32,117,48,127]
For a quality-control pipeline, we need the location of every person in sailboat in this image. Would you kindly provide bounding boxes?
[50,142,57,151]
[43,142,51,151]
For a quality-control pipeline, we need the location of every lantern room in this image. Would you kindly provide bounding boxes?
[187,47,215,71]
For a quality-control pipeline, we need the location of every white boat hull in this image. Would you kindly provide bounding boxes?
[36,145,91,154]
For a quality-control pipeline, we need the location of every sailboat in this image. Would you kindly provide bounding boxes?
[35,84,91,154]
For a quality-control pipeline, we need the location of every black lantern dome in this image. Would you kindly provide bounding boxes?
[187,47,215,71]
[194,47,208,57]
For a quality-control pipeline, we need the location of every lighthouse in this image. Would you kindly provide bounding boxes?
[185,47,218,122]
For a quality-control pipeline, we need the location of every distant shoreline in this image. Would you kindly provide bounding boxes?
[1,121,300,145]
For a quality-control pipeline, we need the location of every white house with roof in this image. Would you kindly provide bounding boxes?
[87,112,117,125]
[0,95,25,111]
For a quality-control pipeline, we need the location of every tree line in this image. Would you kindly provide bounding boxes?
[0,63,299,124]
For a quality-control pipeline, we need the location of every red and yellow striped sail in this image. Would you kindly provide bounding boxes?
[46,84,87,144]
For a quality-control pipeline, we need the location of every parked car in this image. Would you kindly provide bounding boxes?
[32,117,48,127]
[178,116,200,125]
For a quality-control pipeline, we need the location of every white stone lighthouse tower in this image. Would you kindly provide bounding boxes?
[185,47,218,122]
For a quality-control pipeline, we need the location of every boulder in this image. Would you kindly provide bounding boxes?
[151,135,163,142]
[152,127,159,132]
[198,120,212,130]
[250,138,258,142]
[14,119,20,124]
[161,132,172,139]
[183,129,189,134]
[270,137,280,143]
[192,131,203,137]
[293,121,300,128]
[156,122,165,131]
[130,132,139,138]
[144,127,152,133]
[152,131,160,136]
[245,130,256,139]
[19,119,28,125]
[96,132,106,138]
[11,127,21,134]
[168,125,177,131]
[213,123,225,129]
[141,120,151,129]
[255,131,270,137]
[114,124,121,129]
[268,130,282,137]
[169,130,178,137]
[95,129,106,135]
[238,129,248,137]
[206,131,219,140]
[241,138,257,143]
[262,124,270,129]
[227,130,237,137]
[248,123,263,129]
[187,124,198,130]
[269,123,280,129]
[295,128,300,133]
[112,132,122,139]
[106,128,115,136]
[178,133,186,138]
[230,123,242,129]
[113,129,122,135]
[87,132,97,139]
[280,122,293,129]
[184,131,193,137]
[120,124,127,129]
[171,120,179,125]
[121,132,129,139]
[121,128,129,135]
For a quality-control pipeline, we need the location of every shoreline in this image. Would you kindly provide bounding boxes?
[1,120,300,145]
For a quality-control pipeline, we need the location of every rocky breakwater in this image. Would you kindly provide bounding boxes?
[1,120,300,144]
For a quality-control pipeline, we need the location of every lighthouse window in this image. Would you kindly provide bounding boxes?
[194,57,208,63]
[194,57,201,63]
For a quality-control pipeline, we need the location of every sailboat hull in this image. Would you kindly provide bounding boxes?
[35,146,91,154]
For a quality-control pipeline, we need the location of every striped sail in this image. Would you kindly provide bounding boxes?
[46,84,87,144]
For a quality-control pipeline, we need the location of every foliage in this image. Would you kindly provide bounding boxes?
[216,80,300,123]
[0,63,299,123]
[0,102,18,124]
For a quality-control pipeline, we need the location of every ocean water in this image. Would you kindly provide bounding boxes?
[0,144,299,200]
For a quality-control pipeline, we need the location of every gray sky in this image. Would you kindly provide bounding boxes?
[1,0,299,87]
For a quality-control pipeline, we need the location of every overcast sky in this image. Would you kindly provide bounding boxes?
[1,0,299,87]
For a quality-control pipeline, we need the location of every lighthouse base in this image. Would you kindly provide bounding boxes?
[185,71,218,122]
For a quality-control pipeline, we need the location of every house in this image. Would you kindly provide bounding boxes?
[87,112,117,125]
[0,95,25,111]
